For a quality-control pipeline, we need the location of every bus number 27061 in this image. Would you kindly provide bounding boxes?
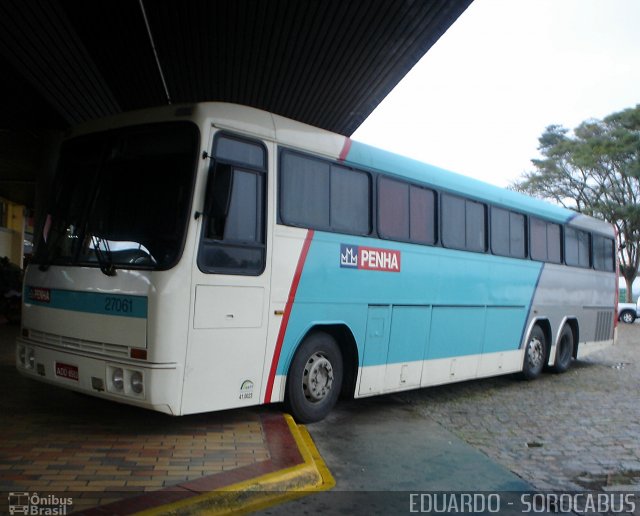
[104,297,133,314]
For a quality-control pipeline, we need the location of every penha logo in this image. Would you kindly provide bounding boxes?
[340,244,401,272]
[340,244,359,268]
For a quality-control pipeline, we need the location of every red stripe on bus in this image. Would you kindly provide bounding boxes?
[263,229,315,403]
[339,137,352,161]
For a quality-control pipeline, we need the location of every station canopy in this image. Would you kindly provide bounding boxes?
[0,0,472,205]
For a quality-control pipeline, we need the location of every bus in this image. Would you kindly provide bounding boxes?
[17,103,617,423]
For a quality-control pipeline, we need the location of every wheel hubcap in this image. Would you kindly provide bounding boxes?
[302,352,334,402]
[527,337,544,368]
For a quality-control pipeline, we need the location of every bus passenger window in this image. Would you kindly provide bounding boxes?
[593,235,615,272]
[530,218,562,263]
[442,194,486,252]
[279,150,371,235]
[491,207,526,258]
[378,178,436,245]
[409,185,436,245]
[280,153,330,229]
[510,212,526,258]
[565,227,591,268]
[331,166,370,234]
[378,177,409,240]
[547,224,561,263]
[466,201,486,252]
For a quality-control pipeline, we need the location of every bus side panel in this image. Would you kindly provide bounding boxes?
[271,231,543,400]
[384,305,430,390]
[526,264,616,360]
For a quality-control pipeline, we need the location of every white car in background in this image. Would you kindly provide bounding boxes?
[618,298,640,324]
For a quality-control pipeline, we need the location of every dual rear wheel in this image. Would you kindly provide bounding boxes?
[521,324,574,379]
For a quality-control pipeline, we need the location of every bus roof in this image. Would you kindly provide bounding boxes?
[68,102,613,235]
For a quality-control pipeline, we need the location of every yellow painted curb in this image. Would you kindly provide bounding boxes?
[137,414,334,516]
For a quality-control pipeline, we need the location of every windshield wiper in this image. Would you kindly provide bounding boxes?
[92,235,116,276]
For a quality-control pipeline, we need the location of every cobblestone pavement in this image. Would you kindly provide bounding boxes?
[396,324,640,491]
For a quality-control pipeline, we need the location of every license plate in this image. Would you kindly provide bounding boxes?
[55,362,79,381]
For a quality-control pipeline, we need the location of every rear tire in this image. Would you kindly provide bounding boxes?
[520,325,547,380]
[285,332,343,423]
[551,325,574,373]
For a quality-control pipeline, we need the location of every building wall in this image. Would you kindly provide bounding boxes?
[0,199,25,267]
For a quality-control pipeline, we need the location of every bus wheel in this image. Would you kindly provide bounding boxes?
[551,325,574,374]
[285,332,343,423]
[520,325,546,380]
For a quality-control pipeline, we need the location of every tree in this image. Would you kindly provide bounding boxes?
[512,105,640,301]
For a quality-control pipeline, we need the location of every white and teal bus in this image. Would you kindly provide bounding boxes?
[17,103,617,422]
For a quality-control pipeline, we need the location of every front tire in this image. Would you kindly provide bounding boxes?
[551,325,574,373]
[285,332,343,423]
[520,325,547,380]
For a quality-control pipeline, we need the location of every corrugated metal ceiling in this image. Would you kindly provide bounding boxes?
[0,0,472,205]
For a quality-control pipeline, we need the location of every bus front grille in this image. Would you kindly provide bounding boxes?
[27,329,130,359]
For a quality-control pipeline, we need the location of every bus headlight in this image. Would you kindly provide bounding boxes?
[130,371,143,394]
[107,365,145,398]
[112,368,124,391]
[27,348,35,369]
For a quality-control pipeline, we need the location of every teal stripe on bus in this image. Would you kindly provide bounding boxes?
[24,287,147,319]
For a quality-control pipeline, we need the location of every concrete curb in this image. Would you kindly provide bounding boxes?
[137,415,335,515]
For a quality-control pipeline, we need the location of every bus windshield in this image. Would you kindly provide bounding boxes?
[34,122,199,272]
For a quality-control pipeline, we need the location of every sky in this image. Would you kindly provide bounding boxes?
[352,0,640,188]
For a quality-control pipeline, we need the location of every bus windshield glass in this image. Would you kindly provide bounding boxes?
[34,122,199,271]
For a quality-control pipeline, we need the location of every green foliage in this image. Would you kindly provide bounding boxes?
[512,105,640,301]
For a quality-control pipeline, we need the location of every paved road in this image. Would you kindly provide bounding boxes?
[262,324,640,514]
[263,397,533,515]
[401,323,640,491]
